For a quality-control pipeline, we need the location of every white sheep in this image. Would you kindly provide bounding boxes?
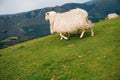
[107,13,119,19]
[45,8,94,40]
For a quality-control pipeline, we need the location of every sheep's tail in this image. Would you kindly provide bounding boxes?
[86,18,94,27]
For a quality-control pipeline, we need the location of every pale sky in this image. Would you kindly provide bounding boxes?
[0,0,91,15]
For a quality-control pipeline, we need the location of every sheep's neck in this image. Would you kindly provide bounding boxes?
[49,15,56,28]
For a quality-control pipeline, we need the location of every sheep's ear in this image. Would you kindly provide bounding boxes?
[46,12,49,15]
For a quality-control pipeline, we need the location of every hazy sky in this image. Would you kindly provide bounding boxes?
[0,0,91,15]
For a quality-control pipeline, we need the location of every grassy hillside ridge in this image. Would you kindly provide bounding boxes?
[0,17,120,80]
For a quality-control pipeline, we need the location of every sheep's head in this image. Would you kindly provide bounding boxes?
[45,11,57,34]
[45,11,56,21]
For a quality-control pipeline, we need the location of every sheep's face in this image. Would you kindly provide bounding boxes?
[45,12,50,21]
[45,11,56,21]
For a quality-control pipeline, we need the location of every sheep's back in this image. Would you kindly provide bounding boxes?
[53,12,89,33]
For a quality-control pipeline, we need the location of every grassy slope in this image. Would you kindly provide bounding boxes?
[0,17,120,80]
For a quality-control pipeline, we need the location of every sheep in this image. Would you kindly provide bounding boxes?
[107,13,119,19]
[45,8,94,40]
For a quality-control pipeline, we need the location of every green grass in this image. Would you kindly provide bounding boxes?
[0,17,120,80]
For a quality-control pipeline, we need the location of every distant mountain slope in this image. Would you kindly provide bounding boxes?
[88,0,120,21]
[0,17,120,80]
[0,0,120,49]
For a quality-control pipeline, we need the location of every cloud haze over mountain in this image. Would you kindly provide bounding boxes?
[0,0,91,15]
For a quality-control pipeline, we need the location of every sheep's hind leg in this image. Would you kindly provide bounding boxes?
[67,33,70,38]
[80,30,85,38]
[90,27,94,37]
[60,36,63,40]
[60,33,68,40]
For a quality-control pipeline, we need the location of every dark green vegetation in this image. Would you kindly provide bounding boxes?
[0,0,120,49]
[0,17,120,80]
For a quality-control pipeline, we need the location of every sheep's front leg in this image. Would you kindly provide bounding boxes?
[60,36,63,40]
[60,33,68,40]
[80,30,85,38]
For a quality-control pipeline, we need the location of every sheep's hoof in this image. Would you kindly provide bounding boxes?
[64,37,68,40]
[60,37,68,40]
[91,34,94,37]
[80,37,83,39]
[60,38,63,40]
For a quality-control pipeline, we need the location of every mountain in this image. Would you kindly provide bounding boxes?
[0,0,120,49]
[0,17,120,80]
[87,0,120,21]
